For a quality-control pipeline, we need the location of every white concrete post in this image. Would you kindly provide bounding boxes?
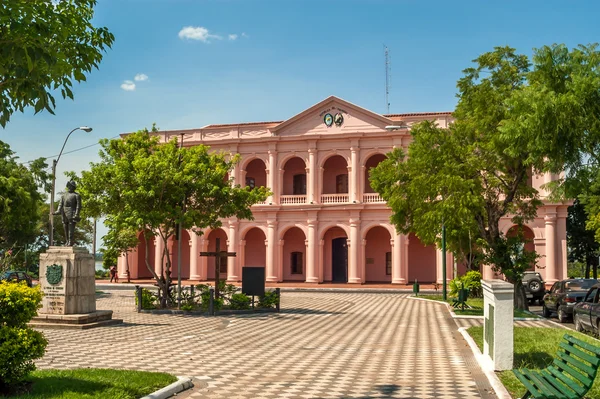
[482,279,514,371]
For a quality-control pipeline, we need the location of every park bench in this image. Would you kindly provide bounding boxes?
[512,334,600,399]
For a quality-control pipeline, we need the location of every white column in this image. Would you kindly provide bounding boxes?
[278,239,284,282]
[483,280,514,371]
[154,235,164,277]
[198,237,208,280]
[268,150,278,204]
[306,219,318,282]
[227,220,239,281]
[350,146,359,203]
[392,234,405,284]
[308,148,317,204]
[189,233,200,280]
[266,221,278,281]
[349,218,361,283]
[545,212,557,283]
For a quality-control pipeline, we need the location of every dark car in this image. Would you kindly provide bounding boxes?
[573,283,600,334]
[522,271,545,304]
[542,279,598,322]
[0,270,33,287]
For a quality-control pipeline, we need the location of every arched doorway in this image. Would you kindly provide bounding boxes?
[134,232,155,279]
[206,228,228,280]
[407,233,436,283]
[169,230,191,279]
[364,154,386,201]
[282,227,306,281]
[322,155,348,203]
[507,225,536,271]
[323,227,348,282]
[365,226,392,283]
[281,157,307,204]
[244,228,266,268]
[244,159,267,190]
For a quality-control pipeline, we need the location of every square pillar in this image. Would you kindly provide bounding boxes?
[482,279,514,371]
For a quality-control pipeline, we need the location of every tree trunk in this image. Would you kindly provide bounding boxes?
[585,257,591,279]
[125,253,131,283]
[593,256,599,280]
[514,281,528,311]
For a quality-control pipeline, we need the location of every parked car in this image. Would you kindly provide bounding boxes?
[522,271,545,304]
[542,279,598,322]
[573,283,600,334]
[0,270,33,287]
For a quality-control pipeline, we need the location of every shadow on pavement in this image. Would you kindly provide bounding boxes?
[279,308,345,315]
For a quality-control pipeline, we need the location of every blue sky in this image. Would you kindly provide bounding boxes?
[2,0,599,247]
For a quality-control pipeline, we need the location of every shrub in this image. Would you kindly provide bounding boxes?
[195,284,223,312]
[229,293,251,310]
[0,281,43,328]
[449,270,483,298]
[134,288,157,309]
[258,290,279,309]
[0,282,47,394]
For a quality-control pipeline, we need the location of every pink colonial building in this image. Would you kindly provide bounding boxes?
[118,96,570,285]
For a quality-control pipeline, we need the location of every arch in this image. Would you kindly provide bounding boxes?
[363,153,387,194]
[244,158,267,189]
[241,154,268,171]
[364,226,392,283]
[322,226,348,282]
[361,222,395,240]
[282,156,307,195]
[169,229,191,279]
[278,222,308,240]
[282,227,307,281]
[134,232,155,279]
[278,152,308,171]
[507,225,536,271]
[360,149,389,166]
[319,151,350,168]
[322,155,349,195]
[206,228,228,280]
[319,222,350,240]
[407,232,436,283]
[243,227,266,268]
[240,223,268,240]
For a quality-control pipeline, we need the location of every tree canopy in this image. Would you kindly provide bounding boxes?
[72,128,269,306]
[371,45,600,308]
[0,0,114,127]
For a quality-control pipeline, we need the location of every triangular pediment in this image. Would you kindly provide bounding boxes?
[272,96,394,136]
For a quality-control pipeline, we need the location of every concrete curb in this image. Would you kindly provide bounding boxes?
[457,327,512,399]
[139,376,193,399]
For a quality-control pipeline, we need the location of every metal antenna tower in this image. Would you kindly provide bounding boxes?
[384,45,391,114]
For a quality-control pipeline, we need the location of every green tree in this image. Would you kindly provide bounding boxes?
[371,46,561,309]
[72,128,269,307]
[567,200,600,279]
[0,141,48,271]
[0,0,115,127]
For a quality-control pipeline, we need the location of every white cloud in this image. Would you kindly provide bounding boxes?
[134,73,148,81]
[120,80,136,91]
[178,26,222,42]
[228,34,238,41]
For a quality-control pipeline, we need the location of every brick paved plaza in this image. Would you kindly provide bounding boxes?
[36,291,495,398]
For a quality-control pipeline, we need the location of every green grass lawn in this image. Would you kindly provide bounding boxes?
[418,294,540,318]
[468,326,600,399]
[10,369,176,399]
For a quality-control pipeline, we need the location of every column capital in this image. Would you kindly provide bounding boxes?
[267,220,278,228]
[278,239,284,246]
[346,239,352,247]
[362,238,367,246]
[228,220,239,228]
[320,239,325,246]
[305,239,309,246]
[350,219,360,226]
[308,148,318,154]
[545,214,557,223]
[240,240,246,246]
[308,219,318,227]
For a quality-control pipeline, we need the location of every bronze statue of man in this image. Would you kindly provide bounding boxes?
[53,180,82,246]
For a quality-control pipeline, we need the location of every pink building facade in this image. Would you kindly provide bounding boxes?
[118,96,570,284]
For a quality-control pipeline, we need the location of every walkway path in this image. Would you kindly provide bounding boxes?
[36,292,493,399]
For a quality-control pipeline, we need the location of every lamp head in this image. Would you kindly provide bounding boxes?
[79,126,93,132]
[385,125,408,131]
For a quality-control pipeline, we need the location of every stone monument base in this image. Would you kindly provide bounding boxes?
[30,310,122,330]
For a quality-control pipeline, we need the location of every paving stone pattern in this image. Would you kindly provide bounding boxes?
[37,292,491,398]
[454,317,559,329]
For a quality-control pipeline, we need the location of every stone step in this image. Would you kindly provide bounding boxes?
[29,318,123,330]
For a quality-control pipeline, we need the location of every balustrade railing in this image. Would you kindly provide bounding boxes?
[363,193,385,203]
[321,194,349,204]
[280,195,307,204]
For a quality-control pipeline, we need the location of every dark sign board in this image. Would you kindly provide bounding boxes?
[242,267,265,297]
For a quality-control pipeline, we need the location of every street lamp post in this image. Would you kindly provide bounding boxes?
[442,222,447,300]
[49,126,92,247]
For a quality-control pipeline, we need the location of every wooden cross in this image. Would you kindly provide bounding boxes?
[199,237,236,299]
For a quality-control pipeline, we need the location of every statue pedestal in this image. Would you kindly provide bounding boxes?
[32,247,122,329]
